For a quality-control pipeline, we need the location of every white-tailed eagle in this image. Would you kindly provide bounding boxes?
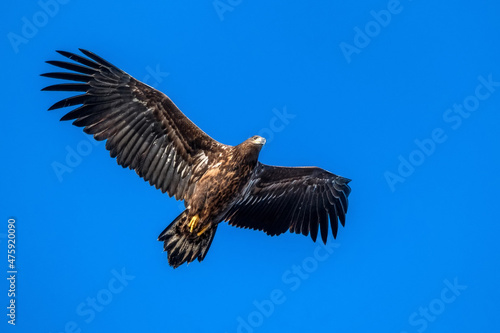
[42,49,352,268]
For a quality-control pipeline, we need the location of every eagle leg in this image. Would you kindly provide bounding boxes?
[197,224,211,236]
[188,215,200,233]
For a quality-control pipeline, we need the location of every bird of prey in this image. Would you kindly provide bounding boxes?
[42,49,352,268]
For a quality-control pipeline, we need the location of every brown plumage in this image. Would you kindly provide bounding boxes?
[42,49,352,268]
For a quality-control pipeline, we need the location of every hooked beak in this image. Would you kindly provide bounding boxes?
[254,137,266,145]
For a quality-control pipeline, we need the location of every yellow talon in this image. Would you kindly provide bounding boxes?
[197,224,211,236]
[188,215,199,233]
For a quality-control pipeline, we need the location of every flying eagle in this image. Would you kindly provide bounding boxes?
[42,49,352,268]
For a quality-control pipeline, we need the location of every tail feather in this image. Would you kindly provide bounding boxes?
[158,211,217,268]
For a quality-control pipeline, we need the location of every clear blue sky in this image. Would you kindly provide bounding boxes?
[2,1,500,332]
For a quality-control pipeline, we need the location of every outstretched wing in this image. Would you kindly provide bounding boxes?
[224,163,351,244]
[42,49,228,203]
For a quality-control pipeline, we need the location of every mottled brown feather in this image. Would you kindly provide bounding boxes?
[43,49,228,204]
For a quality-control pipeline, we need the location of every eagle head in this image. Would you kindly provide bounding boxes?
[249,135,266,146]
[236,135,266,162]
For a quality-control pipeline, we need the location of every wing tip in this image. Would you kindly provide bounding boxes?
[55,50,71,57]
[47,103,60,111]
[78,48,91,54]
[338,176,352,184]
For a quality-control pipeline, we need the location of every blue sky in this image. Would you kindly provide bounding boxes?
[2,0,500,332]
